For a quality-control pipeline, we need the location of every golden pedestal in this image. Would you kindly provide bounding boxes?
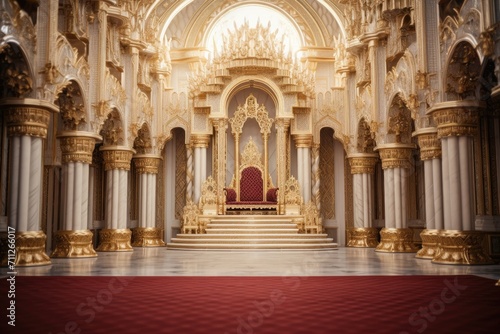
[375,228,419,253]
[347,227,379,248]
[96,229,133,252]
[131,227,165,247]
[14,231,51,266]
[51,230,97,258]
[415,229,441,260]
[432,230,494,265]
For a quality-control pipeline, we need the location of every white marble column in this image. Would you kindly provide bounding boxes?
[347,154,379,247]
[131,155,165,247]
[293,134,312,203]
[192,135,210,204]
[429,101,493,264]
[2,100,56,266]
[375,144,418,253]
[51,132,101,258]
[413,128,444,259]
[97,146,135,252]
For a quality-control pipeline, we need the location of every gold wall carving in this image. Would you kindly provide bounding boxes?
[319,129,335,219]
[5,106,51,138]
[175,129,187,220]
[133,155,162,174]
[100,147,134,171]
[56,82,86,131]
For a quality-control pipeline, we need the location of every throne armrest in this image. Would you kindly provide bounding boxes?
[224,187,237,202]
[266,187,279,203]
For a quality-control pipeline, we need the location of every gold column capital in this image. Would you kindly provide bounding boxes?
[100,146,135,171]
[133,154,162,174]
[427,101,483,138]
[293,134,313,148]
[191,134,211,148]
[375,144,415,169]
[347,153,379,174]
[58,131,102,164]
[1,99,57,138]
[413,128,441,160]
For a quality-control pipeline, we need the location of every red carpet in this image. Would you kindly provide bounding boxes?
[1,275,499,334]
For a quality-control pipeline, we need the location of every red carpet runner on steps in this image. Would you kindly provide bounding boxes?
[1,275,499,334]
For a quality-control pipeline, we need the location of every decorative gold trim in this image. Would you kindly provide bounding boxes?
[414,129,441,160]
[96,229,133,252]
[5,106,51,138]
[131,227,165,247]
[58,132,101,164]
[100,146,135,171]
[347,227,379,247]
[191,134,211,148]
[375,144,415,169]
[415,229,441,259]
[51,230,97,258]
[375,228,419,253]
[432,230,494,265]
[292,134,313,148]
[133,154,162,174]
[427,102,483,138]
[13,231,51,266]
[347,154,379,174]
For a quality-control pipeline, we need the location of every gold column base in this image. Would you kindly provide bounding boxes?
[51,230,97,258]
[11,231,51,266]
[96,229,133,252]
[415,229,441,260]
[375,228,419,253]
[432,230,494,265]
[347,227,379,248]
[131,227,166,247]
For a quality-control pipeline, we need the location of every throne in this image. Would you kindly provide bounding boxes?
[224,138,278,213]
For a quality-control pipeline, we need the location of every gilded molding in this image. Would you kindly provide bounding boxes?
[293,134,313,148]
[414,129,441,160]
[432,230,494,265]
[415,229,441,259]
[5,107,51,138]
[347,227,379,248]
[58,132,101,164]
[96,229,133,252]
[131,227,165,247]
[50,230,97,258]
[375,144,414,169]
[13,231,51,266]
[100,147,135,171]
[348,154,379,174]
[191,134,211,148]
[134,155,162,174]
[375,228,419,253]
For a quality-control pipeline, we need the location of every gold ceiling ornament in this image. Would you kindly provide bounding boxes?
[133,154,161,174]
[100,146,135,171]
[348,154,379,175]
[4,105,51,138]
[58,132,101,164]
[376,144,415,170]
[428,101,482,138]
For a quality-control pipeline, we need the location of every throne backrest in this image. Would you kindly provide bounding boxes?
[240,166,264,201]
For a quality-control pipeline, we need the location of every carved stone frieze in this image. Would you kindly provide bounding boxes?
[58,132,101,164]
[100,147,135,171]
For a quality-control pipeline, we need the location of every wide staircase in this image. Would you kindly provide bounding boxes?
[167,215,338,250]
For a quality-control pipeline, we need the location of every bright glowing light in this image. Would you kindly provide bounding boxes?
[205,4,303,58]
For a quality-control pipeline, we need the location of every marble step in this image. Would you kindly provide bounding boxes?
[177,233,331,239]
[170,238,334,244]
[166,243,338,250]
[207,223,297,229]
[206,228,299,234]
[208,218,294,224]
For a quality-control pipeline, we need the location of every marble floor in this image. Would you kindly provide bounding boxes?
[2,247,500,280]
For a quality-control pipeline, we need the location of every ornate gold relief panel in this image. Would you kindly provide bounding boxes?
[175,129,187,220]
[319,128,335,219]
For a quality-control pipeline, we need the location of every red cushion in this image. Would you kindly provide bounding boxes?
[240,167,263,201]
[225,188,237,202]
[266,188,278,202]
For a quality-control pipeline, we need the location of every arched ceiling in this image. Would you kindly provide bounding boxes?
[146,0,346,51]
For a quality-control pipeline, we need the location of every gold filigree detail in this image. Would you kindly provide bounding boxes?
[347,227,379,248]
[376,145,414,169]
[348,155,379,174]
[59,133,99,164]
[432,230,494,265]
[302,201,323,234]
[181,200,200,234]
[5,106,51,138]
[13,231,51,266]
[100,147,134,171]
[415,229,441,260]
[415,132,442,160]
[131,227,165,247]
[240,137,263,170]
[284,176,302,205]
[229,94,274,136]
[200,176,218,208]
[375,228,419,253]
[56,82,86,130]
[101,110,124,146]
[96,229,133,252]
[133,155,161,174]
[0,44,33,97]
[431,106,479,138]
[51,230,97,258]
